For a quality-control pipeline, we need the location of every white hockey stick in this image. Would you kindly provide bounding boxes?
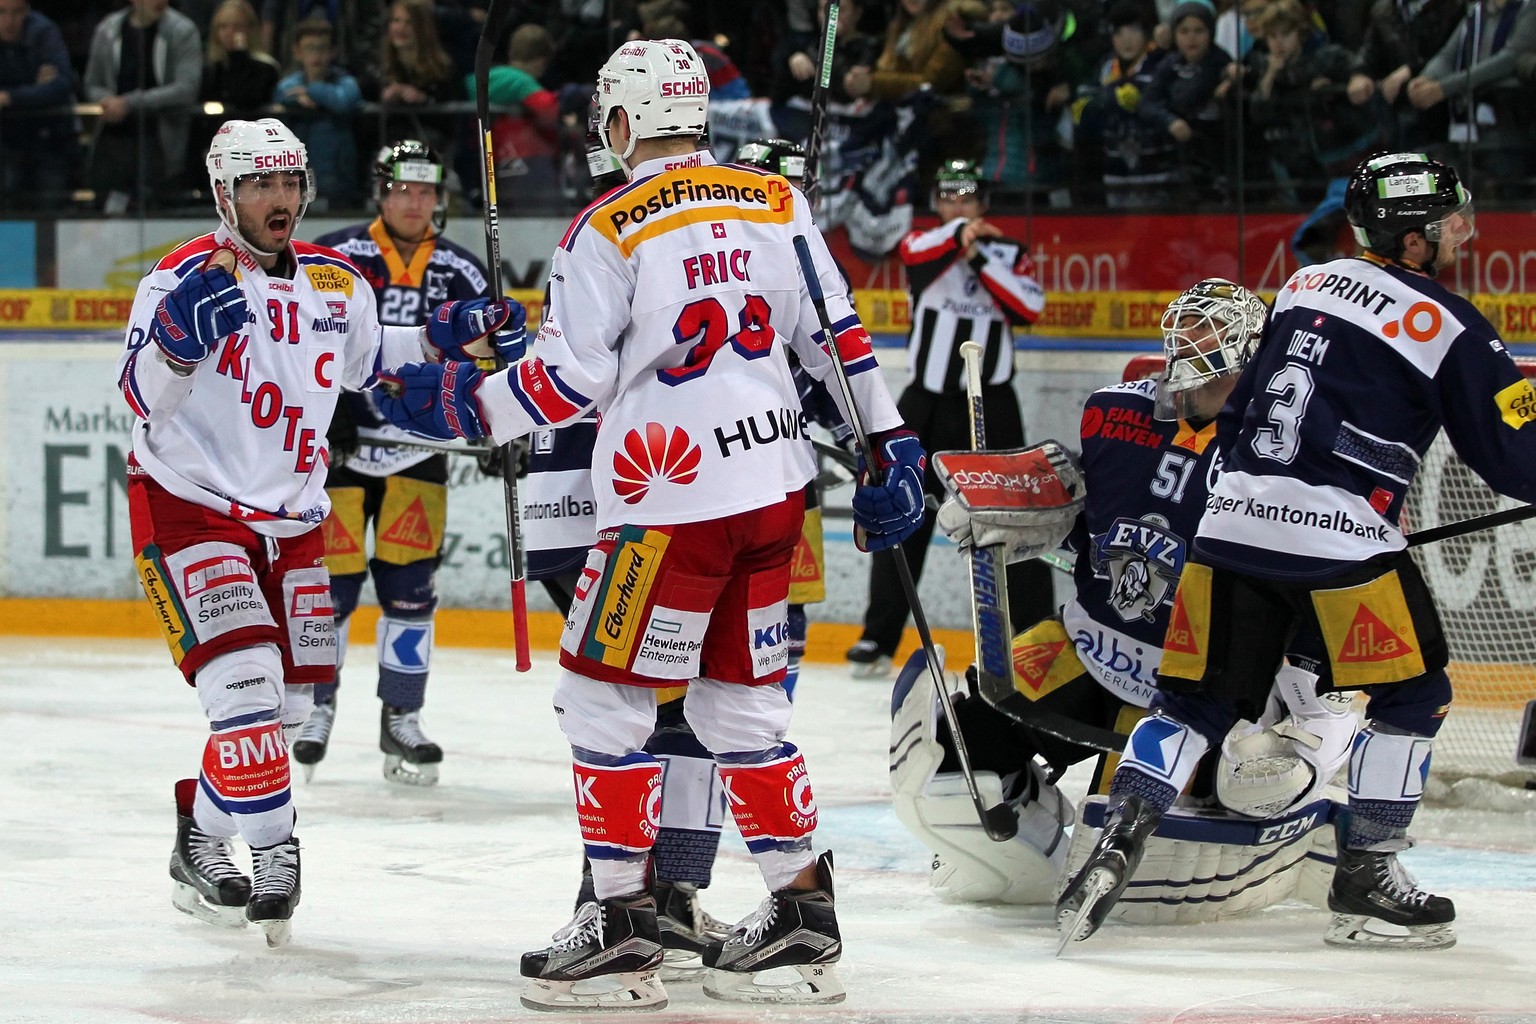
[793,236,1017,842]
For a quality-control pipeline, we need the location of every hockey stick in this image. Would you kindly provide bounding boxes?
[793,235,1017,842]
[1406,501,1536,548]
[475,0,532,672]
[801,0,839,210]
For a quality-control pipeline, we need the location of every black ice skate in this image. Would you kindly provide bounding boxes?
[701,852,844,1004]
[520,893,667,1012]
[845,639,893,680]
[1054,794,1161,954]
[291,698,336,782]
[169,810,251,929]
[246,837,301,948]
[380,705,442,786]
[1325,840,1456,949]
[653,879,732,981]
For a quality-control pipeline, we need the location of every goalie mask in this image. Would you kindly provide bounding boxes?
[206,118,316,258]
[597,38,709,173]
[1155,278,1266,421]
[373,139,448,235]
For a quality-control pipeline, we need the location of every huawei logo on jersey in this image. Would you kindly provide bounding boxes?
[612,423,702,504]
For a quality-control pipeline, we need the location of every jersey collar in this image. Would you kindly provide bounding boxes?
[627,149,717,183]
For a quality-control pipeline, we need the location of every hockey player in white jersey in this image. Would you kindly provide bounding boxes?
[118,118,515,946]
[373,40,925,1009]
[1059,152,1536,952]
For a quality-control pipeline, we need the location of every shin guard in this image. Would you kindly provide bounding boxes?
[718,743,818,890]
[201,712,293,848]
[574,751,662,862]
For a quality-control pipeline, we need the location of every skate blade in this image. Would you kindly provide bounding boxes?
[383,755,440,787]
[1324,913,1457,950]
[300,761,317,783]
[848,658,892,680]
[702,963,846,1004]
[1054,867,1116,956]
[258,918,293,948]
[519,970,667,1012]
[171,882,247,929]
[660,947,706,982]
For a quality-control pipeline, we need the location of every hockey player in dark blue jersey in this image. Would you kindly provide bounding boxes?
[292,140,504,786]
[892,279,1355,918]
[1059,153,1530,951]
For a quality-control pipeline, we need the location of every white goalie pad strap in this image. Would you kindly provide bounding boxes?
[377,615,433,676]
[913,771,1072,905]
[932,443,1086,557]
[1059,795,1341,924]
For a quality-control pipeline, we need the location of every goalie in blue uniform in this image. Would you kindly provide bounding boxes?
[891,278,1358,921]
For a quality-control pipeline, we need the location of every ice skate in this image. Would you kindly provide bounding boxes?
[653,879,732,981]
[291,699,336,782]
[381,705,442,786]
[702,852,844,1004]
[246,837,301,948]
[520,893,667,1012]
[1325,840,1456,949]
[1055,794,1161,953]
[846,640,892,680]
[169,812,250,928]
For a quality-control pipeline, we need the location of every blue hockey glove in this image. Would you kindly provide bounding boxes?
[373,360,488,441]
[851,429,927,552]
[150,265,248,367]
[425,298,522,362]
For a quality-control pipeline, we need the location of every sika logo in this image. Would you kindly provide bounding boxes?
[612,423,701,504]
[1338,604,1413,663]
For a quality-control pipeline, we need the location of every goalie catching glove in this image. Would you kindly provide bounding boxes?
[933,442,1086,561]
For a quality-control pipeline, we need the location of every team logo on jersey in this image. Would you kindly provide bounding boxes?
[1093,515,1185,624]
[1336,603,1414,663]
[304,265,354,296]
[612,423,701,504]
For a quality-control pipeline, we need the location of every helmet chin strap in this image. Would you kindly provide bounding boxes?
[216,184,301,263]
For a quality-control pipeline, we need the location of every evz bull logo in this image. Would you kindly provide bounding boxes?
[1093,515,1186,624]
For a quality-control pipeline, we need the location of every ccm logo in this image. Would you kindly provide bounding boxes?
[1258,812,1318,844]
[660,78,706,97]
[252,151,304,170]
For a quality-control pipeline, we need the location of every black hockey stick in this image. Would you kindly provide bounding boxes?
[801,0,839,210]
[474,0,532,672]
[1407,501,1536,548]
[793,235,1018,842]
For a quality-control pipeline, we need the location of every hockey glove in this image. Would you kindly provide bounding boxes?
[373,360,488,441]
[425,298,524,362]
[851,429,927,552]
[150,264,248,368]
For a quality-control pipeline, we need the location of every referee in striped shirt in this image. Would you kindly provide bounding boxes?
[847,158,1056,677]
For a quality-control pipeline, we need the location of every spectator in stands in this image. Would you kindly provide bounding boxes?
[1073,0,1175,208]
[274,18,360,208]
[1406,0,1536,197]
[0,0,77,211]
[261,0,379,76]
[1346,0,1462,150]
[1138,0,1232,202]
[475,23,563,209]
[362,0,458,158]
[83,0,203,213]
[768,0,881,141]
[190,0,283,183]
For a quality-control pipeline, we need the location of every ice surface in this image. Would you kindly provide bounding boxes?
[4,638,1534,1024]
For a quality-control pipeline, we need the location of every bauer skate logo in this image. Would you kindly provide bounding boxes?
[183,556,256,597]
[612,423,701,504]
[1096,515,1185,624]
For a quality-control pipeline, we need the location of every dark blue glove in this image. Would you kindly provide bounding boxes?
[851,429,927,552]
[426,298,523,362]
[373,361,488,441]
[150,265,248,367]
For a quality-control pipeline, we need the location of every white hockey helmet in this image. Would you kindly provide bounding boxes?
[1155,278,1266,419]
[206,118,316,256]
[596,38,709,172]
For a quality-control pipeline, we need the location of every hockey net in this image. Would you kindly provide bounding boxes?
[1120,353,1536,789]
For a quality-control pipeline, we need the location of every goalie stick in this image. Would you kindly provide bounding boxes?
[801,0,839,209]
[794,235,1018,842]
[474,0,532,672]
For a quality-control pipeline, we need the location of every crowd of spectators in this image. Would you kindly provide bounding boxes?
[6,0,1536,231]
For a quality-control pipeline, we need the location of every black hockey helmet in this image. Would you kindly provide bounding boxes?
[1345,152,1473,270]
[735,138,807,186]
[932,157,988,207]
[373,139,448,231]
[586,92,627,197]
